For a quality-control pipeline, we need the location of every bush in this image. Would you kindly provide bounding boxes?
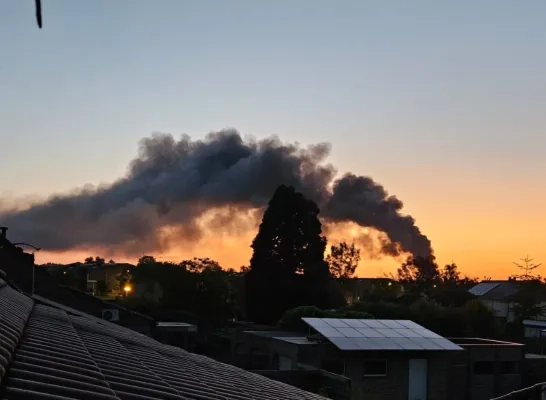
[345,300,409,320]
[278,306,373,332]
[462,298,504,338]
[345,297,504,339]
[277,297,503,339]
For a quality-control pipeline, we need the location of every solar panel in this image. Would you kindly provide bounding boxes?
[469,282,500,296]
[378,320,406,329]
[322,318,349,328]
[313,326,345,338]
[337,327,364,337]
[301,318,463,351]
[341,318,368,328]
[371,337,404,350]
[361,319,388,329]
[357,328,383,338]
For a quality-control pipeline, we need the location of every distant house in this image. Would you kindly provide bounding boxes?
[468,280,519,322]
[468,279,546,322]
[241,318,462,400]
[239,318,524,400]
[59,261,136,295]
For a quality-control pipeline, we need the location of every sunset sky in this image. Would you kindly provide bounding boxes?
[1,1,545,279]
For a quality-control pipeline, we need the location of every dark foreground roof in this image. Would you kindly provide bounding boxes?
[0,279,327,400]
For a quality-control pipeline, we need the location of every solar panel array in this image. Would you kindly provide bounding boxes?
[302,318,463,351]
[468,282,500,296]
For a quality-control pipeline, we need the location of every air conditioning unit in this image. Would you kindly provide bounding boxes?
[101,309,119,322]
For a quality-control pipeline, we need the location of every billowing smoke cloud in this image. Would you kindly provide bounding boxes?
[0,129,432,258]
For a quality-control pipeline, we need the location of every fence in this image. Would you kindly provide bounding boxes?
[490,383,546,400]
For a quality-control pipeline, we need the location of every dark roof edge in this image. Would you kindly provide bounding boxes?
[60,285,154,322]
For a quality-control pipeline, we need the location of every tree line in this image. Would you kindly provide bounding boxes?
[57,184,543,340]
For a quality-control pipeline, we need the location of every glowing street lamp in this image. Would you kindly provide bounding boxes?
[123,284,132,296]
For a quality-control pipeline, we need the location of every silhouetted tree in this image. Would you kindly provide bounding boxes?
[138,255,157,265]
[181,257,222,273]
[440,263,460,285]
[84,256,106,265]
[397,256,440,293]
[129,256,233,328]
[512,256,542,281]
[327,241,360,279]
[348,298,503,339]
[512,278,546,321]
[278,306,373,333]
[244,185,334,324]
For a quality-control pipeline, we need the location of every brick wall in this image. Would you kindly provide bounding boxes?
[343,352,452,400]
[347,356,407,400]
[428,354,453,400]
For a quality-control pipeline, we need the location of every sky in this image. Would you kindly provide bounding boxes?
[1,1,545,279]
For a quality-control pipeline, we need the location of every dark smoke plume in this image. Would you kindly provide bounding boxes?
[0,129,433,258]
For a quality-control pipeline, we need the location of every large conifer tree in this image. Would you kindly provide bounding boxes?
[244,185,332,324]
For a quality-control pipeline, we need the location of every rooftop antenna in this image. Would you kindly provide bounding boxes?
[35,0,42,28]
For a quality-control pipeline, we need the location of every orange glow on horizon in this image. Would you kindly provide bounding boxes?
[33,219,546,281]
[30,168,546,282]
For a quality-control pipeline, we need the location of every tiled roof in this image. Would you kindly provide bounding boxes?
[0,279,328,400]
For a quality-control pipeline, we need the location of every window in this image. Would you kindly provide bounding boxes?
[473,361,494,375]
[500,361,518,375]
[363,360,387,377]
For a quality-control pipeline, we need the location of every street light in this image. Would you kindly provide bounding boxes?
[123,284,132,296]
[12,243,41,252]
[12,242,41,296]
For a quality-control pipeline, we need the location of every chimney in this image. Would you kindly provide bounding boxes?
[0,227,7,238]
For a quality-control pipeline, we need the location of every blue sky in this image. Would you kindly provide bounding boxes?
[1,1,546,274]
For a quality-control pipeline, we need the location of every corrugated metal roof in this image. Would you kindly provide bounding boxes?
[0,279,328,400]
